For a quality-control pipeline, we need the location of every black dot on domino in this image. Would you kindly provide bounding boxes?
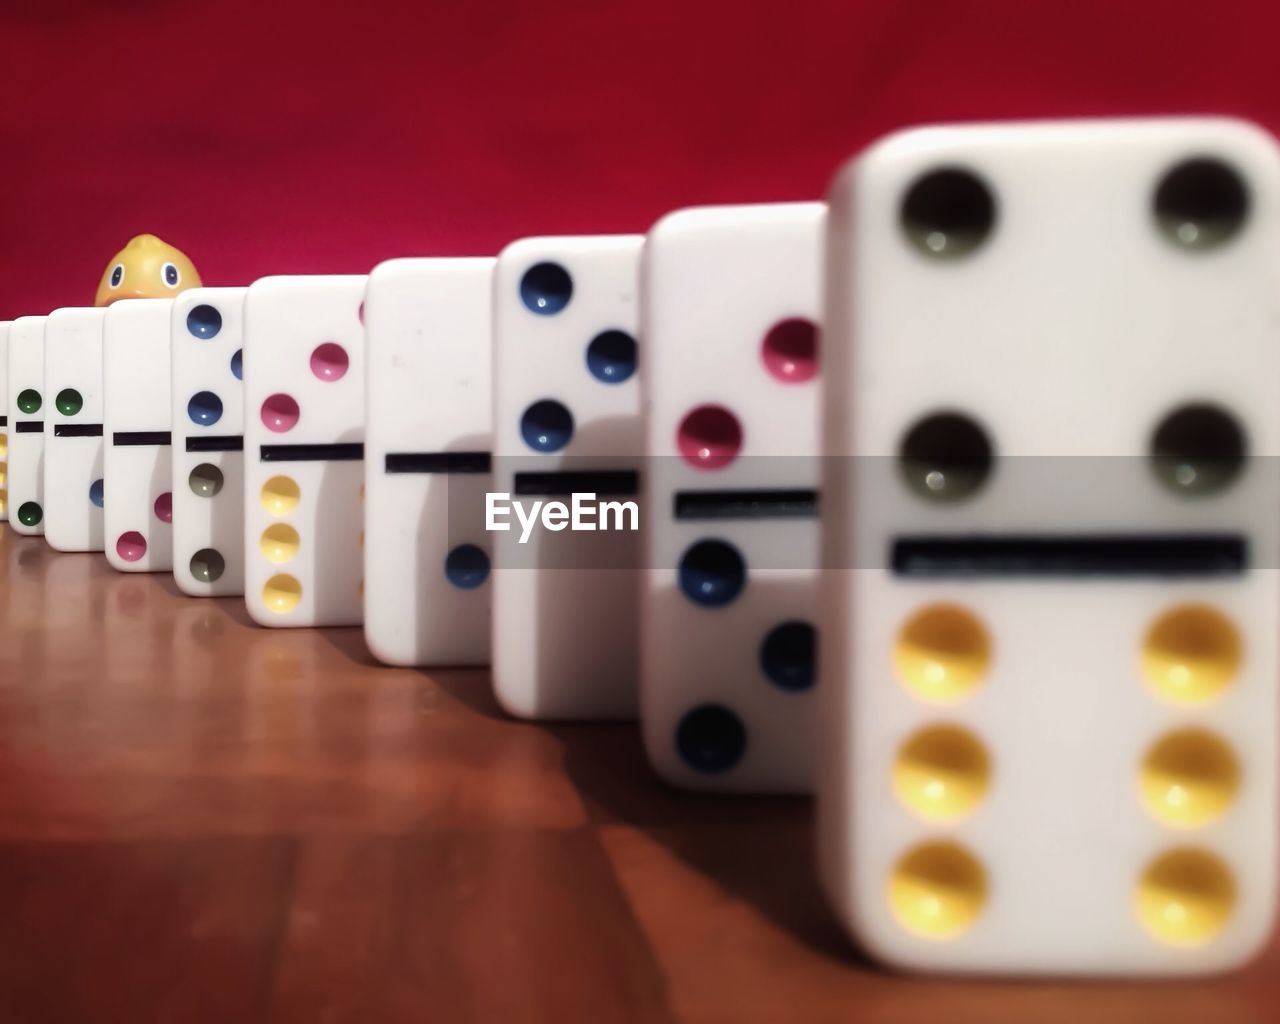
[187,304,223,339]
[190,548,225,583]
[1154,157,1249,251]
[189,463,224,497]
[188,391,224,427]
[1150,403,1246,497]
[520,262,573,315]
[444,543,490,589]
[677,539,746,607]
[901,167,996,259]
[759,621,817,691]
[520,399,574,453]
[585,329,637,384]
[676,704,747,774]
[898,411,993,503]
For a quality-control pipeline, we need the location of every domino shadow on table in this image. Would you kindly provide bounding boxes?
[430,665,855,964]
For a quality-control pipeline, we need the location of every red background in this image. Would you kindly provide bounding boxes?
[4,0,1280,319]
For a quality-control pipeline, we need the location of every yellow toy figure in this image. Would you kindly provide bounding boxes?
[94,234,202,306]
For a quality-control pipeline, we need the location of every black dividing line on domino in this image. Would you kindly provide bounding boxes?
[385,451,492,474]
[187,435,245,453]
[15,421,43,433]
[0,415,6,426]
[515,469,640,497]
[260,443,364,462]
[673,488,818,521]
[54,423,104,438]
[113,431,172,446]
[891,534,1246,578]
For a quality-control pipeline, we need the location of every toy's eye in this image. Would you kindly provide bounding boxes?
[162,262,181,288]
[109,263,124,288]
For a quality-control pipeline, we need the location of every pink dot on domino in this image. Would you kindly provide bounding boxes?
[676,405,743,470]
[310,342,349,382]
[154,492,173,523]
[261,393,300,432]
[761,317,819,383]
[116,531,147,562]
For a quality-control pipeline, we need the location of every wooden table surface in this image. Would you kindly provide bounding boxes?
[2,528,1278,1023]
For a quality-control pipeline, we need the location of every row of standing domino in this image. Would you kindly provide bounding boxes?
[5,116,1280,977]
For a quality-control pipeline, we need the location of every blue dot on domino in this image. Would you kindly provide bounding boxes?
[760,621,817,691]
[230,348,243,380]
[520,399,574,453]
[188,390,224,426]
[89,479,104,508]
[676,704,747,774]
[677,539,746,607]
[586,330,637,384]
[187,304,223,339]
[519,262,573,315]
[445,544,490,589]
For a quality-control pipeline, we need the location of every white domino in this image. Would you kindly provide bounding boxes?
[364,258,494,666]
[819,118,1280,975]
[44,307,107,551]
[640,202,824,792]
[0,320,8,522]
[491,235,644,719]
[242,275,366,627]
[170,288,248,596]
[6,316,48,535]
[103,299,176,572]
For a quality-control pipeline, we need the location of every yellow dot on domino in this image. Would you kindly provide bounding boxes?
[1143,605,1240,704]
[1140,728,1240,827]
[889,840,987,940]
[260,524,300,564]
[894,604,990,702]
[894,725,990,822]
[1137,848,1235,946]
[261,475,300,517]
[263,574,302,613]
